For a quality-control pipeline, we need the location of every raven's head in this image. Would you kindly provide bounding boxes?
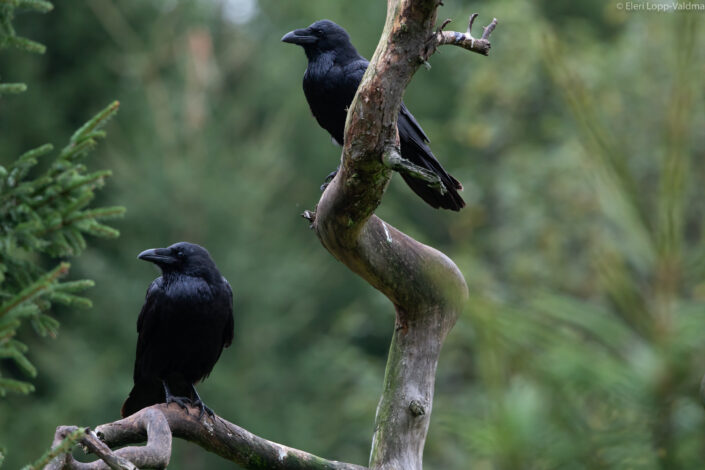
[138,242,219,279]
[281,20,355,58]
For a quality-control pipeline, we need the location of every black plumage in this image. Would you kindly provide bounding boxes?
[282,19,465,211]
[121,242,234,418]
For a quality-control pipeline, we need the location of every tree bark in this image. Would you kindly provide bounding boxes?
[39,1,495,469]
[308,0,492,468]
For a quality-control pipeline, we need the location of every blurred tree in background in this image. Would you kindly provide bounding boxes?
[0,0,703,469]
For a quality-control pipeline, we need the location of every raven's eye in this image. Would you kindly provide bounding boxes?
[176,249,185,259]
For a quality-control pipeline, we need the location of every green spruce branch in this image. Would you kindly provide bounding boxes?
[0,101,125,398]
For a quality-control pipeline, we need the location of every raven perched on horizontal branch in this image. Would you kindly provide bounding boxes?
[121,242,234,419]
[282,19,465,211]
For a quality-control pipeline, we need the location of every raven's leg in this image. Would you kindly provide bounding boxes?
[162,380,191,413]
[320,167,339,191]
[191,384,215,419]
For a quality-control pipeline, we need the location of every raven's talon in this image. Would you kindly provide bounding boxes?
[324,170,338,183]
[166,395,192,413]
[193,399,215,420]
[320,168,339,191]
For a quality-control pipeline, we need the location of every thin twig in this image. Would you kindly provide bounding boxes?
[425,13,498,59]
[79,430,136,470]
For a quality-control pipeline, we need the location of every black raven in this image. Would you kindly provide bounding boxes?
[121,242,234,419]
[282,19,465,211]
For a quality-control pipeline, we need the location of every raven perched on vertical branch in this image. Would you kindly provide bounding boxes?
[121,242,234,419]
[282,19,465,211]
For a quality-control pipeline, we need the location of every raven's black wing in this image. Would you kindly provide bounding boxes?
[221,278,234,348]
[186,276,234,381]
[397,104,465,210]
[399,103,430,143]
[134,278,164,382]
[305,55,369,146]
[121,279,165,417]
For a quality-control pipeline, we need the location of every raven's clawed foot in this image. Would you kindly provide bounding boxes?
[163,380,191,414]
[320,168,339,191]
[191,385,215,420]
[165,394,192,413]
[193,399,215,420]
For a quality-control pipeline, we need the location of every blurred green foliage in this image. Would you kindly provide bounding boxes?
[1,0,704,469]
[0,0,51,97]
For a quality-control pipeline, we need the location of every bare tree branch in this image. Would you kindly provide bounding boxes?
[424,13,497,59]
[42,405,365,470]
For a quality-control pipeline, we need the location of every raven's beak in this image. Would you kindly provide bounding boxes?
[138,247,175,265]
[281,28,317,45]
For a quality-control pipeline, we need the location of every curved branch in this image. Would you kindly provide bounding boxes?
[308,1,494,469]
[42,405,365,470]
